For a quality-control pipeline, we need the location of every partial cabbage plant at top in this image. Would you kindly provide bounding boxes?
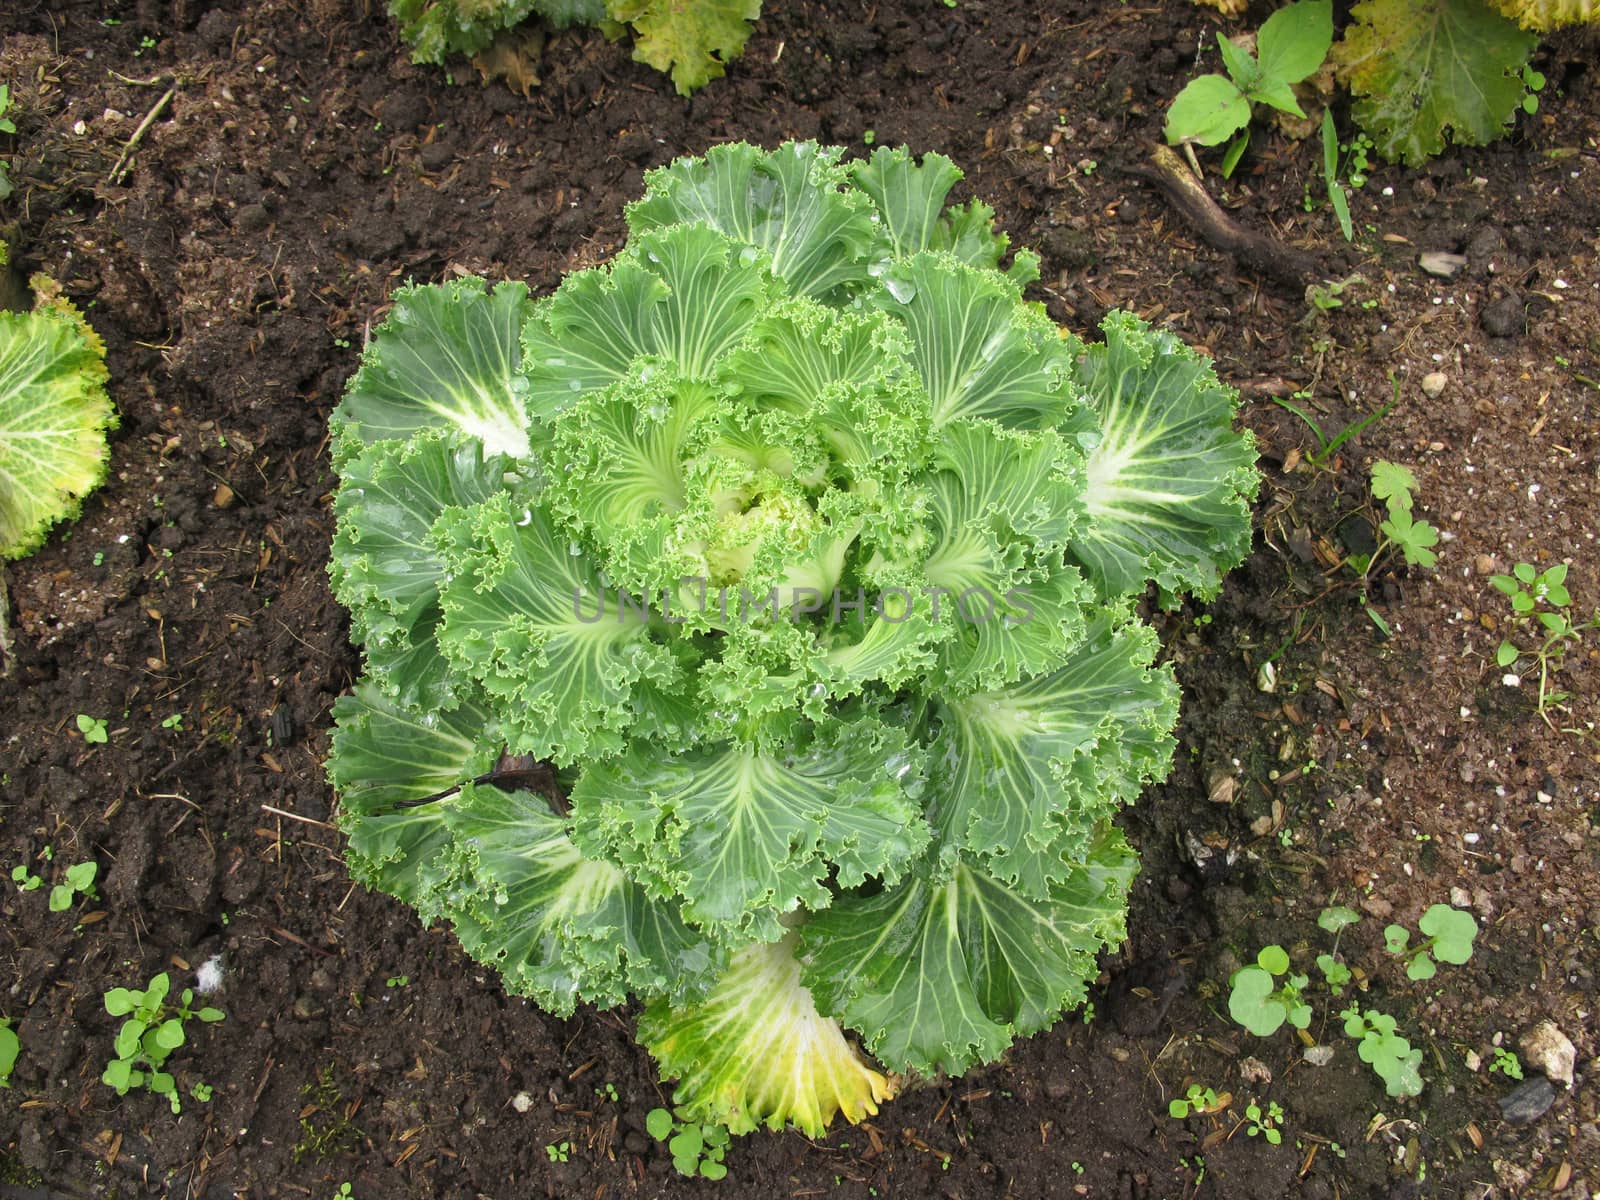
[325,141,1260,1140]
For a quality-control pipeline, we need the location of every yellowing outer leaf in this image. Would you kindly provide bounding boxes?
[639,933,894,1135]
[610,0,761,96]
[1486,0,1598,27]
[0,283,116,560]
[1334,0,1537,166]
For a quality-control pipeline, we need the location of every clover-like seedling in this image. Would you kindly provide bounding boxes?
[647,1107,729,1180]
[48,860,98,912]
[1341,1005,1422,1098]
[1244,1100,1284,1145]
[1490,561,1570,615]
[1490,561,1599,723]
[0,1019,18,1087]
[1489,1046,1523,1080]
[1384,904,1477,981]
[76,714,109,744]
[1228,946,1311,1037]
[1168,1083,1226,1120]
[102,972,224,1113]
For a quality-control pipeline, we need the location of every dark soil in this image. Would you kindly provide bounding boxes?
[2,2,1597,1198]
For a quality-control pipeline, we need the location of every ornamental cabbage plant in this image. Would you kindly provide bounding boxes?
[326,141,1259,1138]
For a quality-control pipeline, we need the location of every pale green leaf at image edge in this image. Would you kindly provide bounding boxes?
[0,287,118,560]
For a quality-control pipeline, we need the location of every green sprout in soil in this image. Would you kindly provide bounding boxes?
[1382,904,1478,981]
[596,1081,618,1102]
[647,1107,730,1181]
[1244,1100,1285,1144]
[1341,1005,1422,1098]
[1489,1046,1523,1080]
[1365,461,1440,569]
[1272,378,1395,471]
[333,1185,355,1200]
[385,975,408,988]
[101,972,224,1113]
[295,1064,364,1162]
[1491,561,1599,724]
[48,861,97,913]
[10,865,41,892]
[76,714,109,744]
[161,713,184,730]
[1315,904,1361,995]
[545,1141,571,1163]
[1227,902,1475,1097]
[1228,946,1310,1037]
[1168,1083,1226,1119]
[1345,459,1439,635]
[0,1019,18,1087]
[1163,0,1333,177]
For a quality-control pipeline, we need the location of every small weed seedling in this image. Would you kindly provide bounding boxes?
[1491,562,1599,723]
[11,864,42,892]
[1343,460,1440,635]
[48,861,98,912]
[161,713,184,730]
[595,1081,619,1102]
[1313,116,1374,242]
[1341,1005,1422,1097]
[1228,946,1310,1037]
[76,714,109,744]
[647,1106,730,1180]
[1365,462,1440,571]
[1244,1100,1284,1144]
[1168,1083,1227,1119]
[295,1064,363,1161]
[1382,904,1478,981]
[1314,905,1360,994]
[0,1019,18,1087]
[1164,0,1333,176]
[1320,109,1353,241]
[545,1141,571,1163]
[1272,381,1396,471]
[333,1185,355,1200]
[1489,1046,1523,1080]
[102,972,224,1113]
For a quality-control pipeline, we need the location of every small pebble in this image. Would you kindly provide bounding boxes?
[1302,1045,1335,1067]
[1421,372,1447,398]
[1419,251,1468,279]
[511,1092,533,1113]
[1498,1076,1556,1126]
[1519,1021,1576,1089]
[1473,554,1496,575]
[1480,294,1526,338]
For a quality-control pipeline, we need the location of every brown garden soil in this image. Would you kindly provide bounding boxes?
[2,1,1598,1197]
